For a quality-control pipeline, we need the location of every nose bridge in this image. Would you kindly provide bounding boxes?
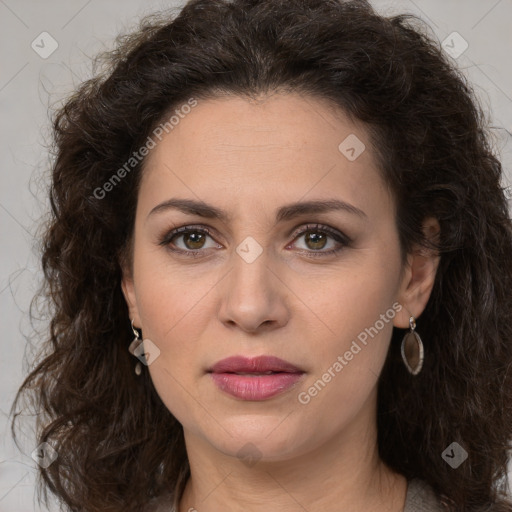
[228,239,275,303]
[232,240,272,293]
[217,239,288,331]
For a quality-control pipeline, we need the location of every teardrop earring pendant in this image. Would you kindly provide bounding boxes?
[401,316,424,375]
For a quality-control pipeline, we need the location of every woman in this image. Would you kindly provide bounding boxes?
[11,0,512,510]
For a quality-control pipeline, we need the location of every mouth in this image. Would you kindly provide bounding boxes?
[208,355,304,374]
[208,355,305,400]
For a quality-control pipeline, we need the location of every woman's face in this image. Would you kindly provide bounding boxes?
[122,93,437,463]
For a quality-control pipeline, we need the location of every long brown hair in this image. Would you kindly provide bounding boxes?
[11,0,512,510]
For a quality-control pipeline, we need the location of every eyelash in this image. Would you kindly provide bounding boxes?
[158,223,351,258]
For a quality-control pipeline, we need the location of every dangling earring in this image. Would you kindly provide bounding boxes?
[401,316,424,375]
[128,319,143,376]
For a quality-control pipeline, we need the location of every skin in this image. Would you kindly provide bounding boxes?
[121,92,440,512]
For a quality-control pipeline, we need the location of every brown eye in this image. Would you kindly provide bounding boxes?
[290,223,350,257]
[160,226,220,255]
[179,231,207,250]
[303,231,328,251]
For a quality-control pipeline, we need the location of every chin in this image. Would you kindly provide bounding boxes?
[204,418,315,464]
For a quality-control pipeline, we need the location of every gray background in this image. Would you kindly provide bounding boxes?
[1,0,511,509]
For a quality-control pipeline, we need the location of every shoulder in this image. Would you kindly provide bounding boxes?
[404,478,447,512]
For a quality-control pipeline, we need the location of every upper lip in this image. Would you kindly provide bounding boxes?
[209,355,304,374]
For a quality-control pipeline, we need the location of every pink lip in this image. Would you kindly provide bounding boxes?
[208,355,305,401]
[210,355,303,374]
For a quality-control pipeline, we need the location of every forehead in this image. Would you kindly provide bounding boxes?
[145,93,369,165]
[137,93,392,221]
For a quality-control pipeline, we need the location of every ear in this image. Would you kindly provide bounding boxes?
[120,255,141,328]
[393,217,441,329]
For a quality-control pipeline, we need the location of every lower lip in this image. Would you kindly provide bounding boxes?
[209,372,304,400]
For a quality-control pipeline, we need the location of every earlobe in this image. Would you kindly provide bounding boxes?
[393,217,441,329]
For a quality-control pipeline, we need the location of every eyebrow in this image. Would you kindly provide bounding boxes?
[147,198,367,223]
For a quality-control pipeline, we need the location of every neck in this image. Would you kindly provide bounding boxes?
[176,390,407,512]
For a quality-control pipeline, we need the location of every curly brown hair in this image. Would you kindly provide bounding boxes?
[11,0,512,510]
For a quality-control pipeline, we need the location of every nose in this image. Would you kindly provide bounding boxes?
[217,246,290,334]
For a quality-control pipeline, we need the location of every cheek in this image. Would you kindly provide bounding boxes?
[133,263,209,421]
[133,243,218,339]
[298,252,401,404]
[131,258,217,414]
[309,277,396,392]
[136,279,211,370]
[308,258,400,346]
[294,282,396,439]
